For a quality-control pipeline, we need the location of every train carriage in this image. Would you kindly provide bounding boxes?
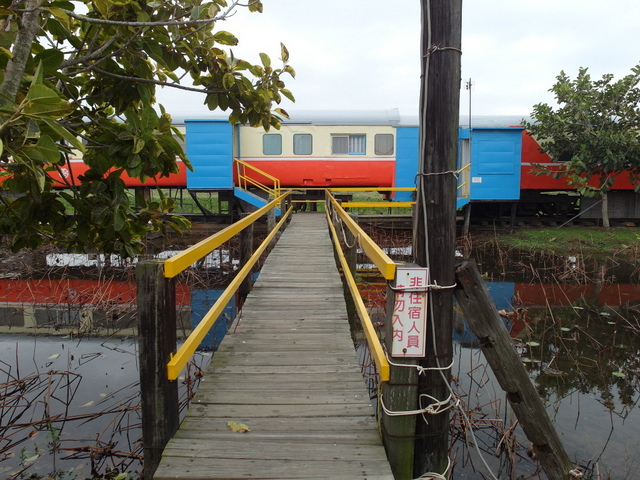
[15,109,636,223]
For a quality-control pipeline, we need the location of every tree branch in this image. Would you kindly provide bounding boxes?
[91,67,226,94]
[58,0,244,28]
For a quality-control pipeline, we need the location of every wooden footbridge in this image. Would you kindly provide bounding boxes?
[137,194,401,480]
[137,190,576,480]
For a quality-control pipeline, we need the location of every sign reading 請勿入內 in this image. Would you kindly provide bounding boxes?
[391,267,429,357]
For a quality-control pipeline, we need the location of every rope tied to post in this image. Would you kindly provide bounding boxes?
[424,43,463,58]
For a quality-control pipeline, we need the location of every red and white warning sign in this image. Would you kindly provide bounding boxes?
[391,267,429,358]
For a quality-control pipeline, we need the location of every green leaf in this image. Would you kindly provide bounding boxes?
[248,1,263,13]
[114,206,127,232]
[213,31,238,46]
[259,52,271,68]
[280,88,295,102]
[140,106,158,135]
[132,136,145,154]
[33,49,64,72]
[23,84,72,117]
[41,118,85,152]
[36,135,61,164]
[280,43,289,63]
[284,65,296,79]
[222,73,235,90]
[612,371,626,378]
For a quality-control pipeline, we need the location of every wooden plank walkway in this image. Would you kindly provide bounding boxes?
[153,212,394,480]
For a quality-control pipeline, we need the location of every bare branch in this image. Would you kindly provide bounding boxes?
[91,67,226,94]
[57,0,244,28]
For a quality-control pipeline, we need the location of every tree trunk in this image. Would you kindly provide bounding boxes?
[0,0,43,106]
[601,191,610,229]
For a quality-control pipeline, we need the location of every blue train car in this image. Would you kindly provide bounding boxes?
[182,112,525,213]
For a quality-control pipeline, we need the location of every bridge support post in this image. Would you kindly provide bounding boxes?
[267,194,276,248]
[137,260,179,479]
[239,214,254,299]
[381,272,419,480]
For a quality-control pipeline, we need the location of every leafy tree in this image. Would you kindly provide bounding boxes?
[523,66,640,229]
[0,0,294,257]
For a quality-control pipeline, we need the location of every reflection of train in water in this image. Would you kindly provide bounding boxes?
[49,110,638,221]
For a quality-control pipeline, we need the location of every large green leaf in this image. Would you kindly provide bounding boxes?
[36,135,61,164]
[40,117,85,152]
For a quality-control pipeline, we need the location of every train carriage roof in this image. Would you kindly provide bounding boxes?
[176,109,529,129]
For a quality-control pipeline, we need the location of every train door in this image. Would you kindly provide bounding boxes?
[395,126,419,202]
[185,119,234,189]
[470,128,522,201]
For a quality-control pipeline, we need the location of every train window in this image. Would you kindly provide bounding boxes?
[374,134,394,155]
[263,134,282,155]
[293,134,312,155]
[331,135,365,155]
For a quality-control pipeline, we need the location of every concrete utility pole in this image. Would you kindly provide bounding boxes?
[412,0,462,477]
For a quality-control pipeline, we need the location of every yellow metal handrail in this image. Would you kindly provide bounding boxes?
[326,192,396,280]
[163,191,290,278]
[456,162,471,199]
[341,201,414,208]
[328,187,415,192]
[235,158,281,199]
[166,203,294,380]
[325,210,390,382]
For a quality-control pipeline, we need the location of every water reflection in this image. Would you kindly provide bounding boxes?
[456,272,640,478]
[356,242,640,479]
[0,334,213,480]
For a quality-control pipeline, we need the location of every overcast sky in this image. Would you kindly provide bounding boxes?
[158,0,640,121]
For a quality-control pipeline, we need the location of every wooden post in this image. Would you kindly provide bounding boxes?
[239,215,254,299]
[267,195,276,250]
[342,212,358,327]
[381,272,419,480]
[454,260,576,480]
[345,213,358,278]
[412,0,462,476]
[463,203,471,237]
[137,260,179,479]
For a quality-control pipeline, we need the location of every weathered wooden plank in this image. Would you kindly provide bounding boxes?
[191,390,373,405]
[162,439,385,461]
[155,459,393,480]
[187,402,376,418]
[176,416,379,433]
[170,430,384,444]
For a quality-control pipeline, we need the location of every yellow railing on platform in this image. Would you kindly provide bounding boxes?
[326,192,396,280]
[325,193,391,382]
[235,158,281,199]
[457,162,471,200]
[164,192,289,278]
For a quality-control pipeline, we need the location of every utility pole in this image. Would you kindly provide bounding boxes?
[412,0,462,477]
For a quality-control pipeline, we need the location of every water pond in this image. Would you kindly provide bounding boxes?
[0,241,638,479]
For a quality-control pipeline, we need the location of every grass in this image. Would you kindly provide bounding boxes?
[475,226,640,261]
